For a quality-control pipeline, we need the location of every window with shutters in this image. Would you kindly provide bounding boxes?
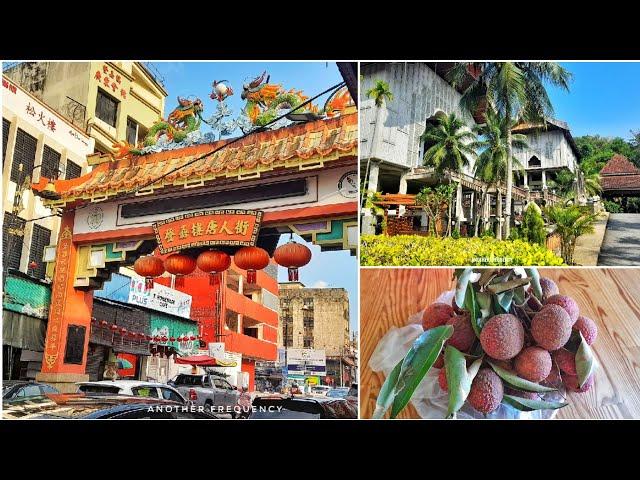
[3,118,10,164]
[28,224,51,279]
[40,145,61,179]
[65,159,82,179]
[96,89,118,127]
[3,212,25,272]
[10,128,37,184]
[126,117,138,145]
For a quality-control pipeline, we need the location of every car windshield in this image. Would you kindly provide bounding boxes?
[78,384,121,395]
[173,375,204,386]
[327,389,348,398]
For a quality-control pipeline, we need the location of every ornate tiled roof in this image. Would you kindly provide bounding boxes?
[600,154,640,175]
[33,112,357,206]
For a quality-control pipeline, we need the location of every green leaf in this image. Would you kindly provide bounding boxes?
[390,325,454,418]
[464,282,481,338]
[444,347,482,418]
[503,394,568,412]
[372,358,403,419]
[476,291,492,328]
[513,285,527,306]
[525,268,542,300]
[454,268,475,309]
[496,290,514,312]
[575,332,595,388]
[487,361,556,393]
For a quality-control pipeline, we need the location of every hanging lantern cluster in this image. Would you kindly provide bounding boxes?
[273,239,312,281]
[92,319,149,342]
[234,246,270,284]
[164,253,197,288]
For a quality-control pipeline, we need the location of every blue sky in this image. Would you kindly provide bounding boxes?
[151,61,358,333]
[547,62,640,139]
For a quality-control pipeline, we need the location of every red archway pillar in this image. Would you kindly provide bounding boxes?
[36,211,94,392]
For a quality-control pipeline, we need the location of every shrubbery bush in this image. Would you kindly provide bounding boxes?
[360,235,565,266]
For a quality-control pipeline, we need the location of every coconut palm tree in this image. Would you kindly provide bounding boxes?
[421,112,479,235]
[579,162,602,197]
[545,204,598,265]
[472,107,527,237]
[362,79,393,205]
[448,62,572,238]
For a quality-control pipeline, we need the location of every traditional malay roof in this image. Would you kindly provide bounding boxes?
[600,154,640,192]
[512,118,581,160]
[32,111,357,207]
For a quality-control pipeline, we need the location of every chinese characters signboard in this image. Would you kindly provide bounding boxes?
[152,209,263,254]
[95,63,128,99]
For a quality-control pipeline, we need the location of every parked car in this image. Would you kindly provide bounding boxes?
[170,373,240,416]
[346,383,358,406]
[3,381,59,400]
[2,393,219,420]
[76,380,187,404]
[310,385,333,396]
[248,395,358,419]
[326,386,350,399]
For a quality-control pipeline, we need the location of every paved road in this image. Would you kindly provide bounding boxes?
[597,214,640,265]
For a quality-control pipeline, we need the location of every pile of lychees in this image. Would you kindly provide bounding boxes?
[424,275,598,415]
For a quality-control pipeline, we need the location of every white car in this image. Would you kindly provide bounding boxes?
[310,385,333,396]
[76,380,188,404]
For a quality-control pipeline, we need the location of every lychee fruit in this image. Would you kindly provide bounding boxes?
[479,314,525,360]
[542,366,562,387]
[446,312,476,352]
[489,359,513,372]
[467,368,504,414]
[438,368,448,392]
[544,294,579,325]
[573,315,598,345]
[553,349,577,375]
[531,304,573,351]
[527,276,560,308]
[562,372,595,393]
[422,303,456,330]
[514,346,552,382]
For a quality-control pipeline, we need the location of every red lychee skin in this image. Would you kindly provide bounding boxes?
[562,372,595,393]
[422,303,456,330]
[514,346,552,382]
[527,277,560,309]
[553,348,577,375]
[479,314,525,360]
[489,359,513,372]
[505,387,540,401]
[467,368,504,414]
[446,312,476,352]
[544,294,579,325]
[542,366,562,387]
[531,304,573,351]
[438,368,448,392]
[434,354,444,369]
[573,315,598,345]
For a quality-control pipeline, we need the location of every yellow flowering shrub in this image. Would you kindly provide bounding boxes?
[360,235,565,266]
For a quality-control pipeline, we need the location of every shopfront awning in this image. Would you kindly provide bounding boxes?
[175,355,237,367]
[2,310,46,351]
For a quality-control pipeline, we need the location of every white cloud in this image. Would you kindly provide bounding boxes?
[312,280,328,288]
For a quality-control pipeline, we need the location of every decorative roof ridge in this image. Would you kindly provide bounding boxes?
[600,153,640,176]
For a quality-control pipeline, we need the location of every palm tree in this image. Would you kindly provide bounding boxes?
[548,169,577,199]
[421,112,479,235]
[579,162,602,197]
[362,79,393,206]
[473,107,527,237]
[448,62,572,238]
[545,205,598,265]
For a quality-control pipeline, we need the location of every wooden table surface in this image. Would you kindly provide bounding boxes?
[360,268,640,419]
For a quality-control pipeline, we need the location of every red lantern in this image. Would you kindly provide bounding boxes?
[146,335,153,341]
[110,324,118,332]
[120,327,128,335]
[153,335,160,342]
[274,240,312,281]
[100,320,108,327]
[190,335,196,341]
[234,246,270,284]
[134,255,165,290]
[169,337,176,342]
[161,335,169,343]
[164,253,196,288]
[197,250,231,285]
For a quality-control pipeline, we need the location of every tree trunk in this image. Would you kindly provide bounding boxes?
[496,190,503,240]
[504,127,513,239]
[474,190,486,237]
[369,105,383,171]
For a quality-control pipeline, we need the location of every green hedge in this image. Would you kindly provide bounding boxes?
[360,235,565,266]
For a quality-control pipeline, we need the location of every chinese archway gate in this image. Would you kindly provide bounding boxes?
[31,109,357,391]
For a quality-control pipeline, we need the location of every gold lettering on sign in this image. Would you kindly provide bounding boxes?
[44,226,72,369]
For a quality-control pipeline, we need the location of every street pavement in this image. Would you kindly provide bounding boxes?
[597,214,640,265]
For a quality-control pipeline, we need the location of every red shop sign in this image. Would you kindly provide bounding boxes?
[152,209,263,254]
